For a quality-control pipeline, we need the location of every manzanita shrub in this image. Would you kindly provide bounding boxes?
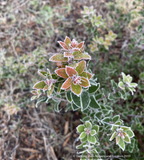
[31,37,138,160]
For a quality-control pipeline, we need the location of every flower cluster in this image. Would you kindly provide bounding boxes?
[118,72,138,95]
[31,37,92,98]
[110,125,134,151]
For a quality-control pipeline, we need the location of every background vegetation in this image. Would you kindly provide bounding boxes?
[0,0,143,159]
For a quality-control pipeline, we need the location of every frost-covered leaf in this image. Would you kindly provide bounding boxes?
[118,81,125,90]
[66,90,72,102]
[49,54,68,62]
[88,83,100,93]
[76,60,86,74]
[74,52,91,60]
[33,81,46,90]
[89,96,101,109]
[124,129,134,138]
[71,83,82,96]
[121,72,127,83]
[71,92,81,106]
[111,125,119,131]
[85,121,92,128]
[113,115,120,123]
[61,78,72,89]
[55,68,68,78]
[109,131,117,141]
[80,132,86,139]
[80,91,90,111]
[92,125,99,133]
[87,135,96,144]
[77,41,84,49]
[117,137,125,151]
[54,101,60,112]
[47,85,54,97]
[80,77,90,88]
[66,66,77,77]
[123,135,131,143]
[38,70,47,78]
[58,41,68,50]
[31,96,38,101]
[77,125,85,133]
[64,36,71,46]
[71,102,80,111]
[79,71,92,80]
[90,129,96,136]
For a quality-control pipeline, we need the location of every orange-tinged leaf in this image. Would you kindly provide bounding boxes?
[49,54,68,62]
[76,60,86,74]
[64,52,73,57]
[55,68,68,78]
[80,77,90,88]
[65,87,70,91]
[64,36,71,46]
[33,81,46,90]
[76,41,84,49]
[58,41,68,50]
[79,71,92,79]
[71,83,82,96]
[74,52,91,60]
[61,78,72,89]
[66,66,77,77]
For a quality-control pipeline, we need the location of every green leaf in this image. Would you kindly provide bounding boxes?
[87,135,96,144]
[118,81,125,90]
[95,111,102,120]
[81,135,87,142]
[117,137,125,151]
[71,83,82,96]
[122,72,127,83]
[109,131,117,141]
[113,115,120,123]
[33,81,46,90]
[80,152,87,160]
[71,102,80,111]
[121,126,130,131]
[80,91,90,111]
[77,125,85,133]
[80,132,86,139]
[115,121,122,125]
[71,92,81,106]
[88,83,100,94]
[65,103,71,112]
[111,125,119,131]
[49,53,68,62]
[89,96,101,109]
[92,125,99,133]
[76,60,86,74]
[76,142,86,149]
[85,121,92,128]
[66,91,72,102]
[124,129,134,138]
[54,101,60,112]
[36,97,47,108]
[90,130,96,136]
[123,135,131,143]
[74,52,91,60]
[102,117,110,123]
[31,96,38,101]
[38,70,47,78]
[139,72,144,80]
